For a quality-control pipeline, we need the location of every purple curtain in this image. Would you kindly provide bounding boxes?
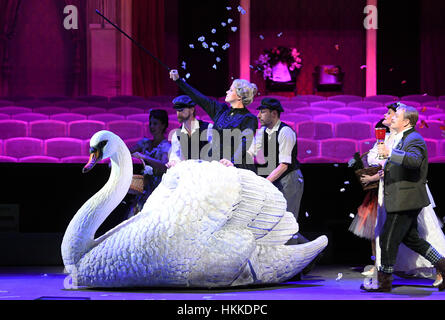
[0,0,22,96]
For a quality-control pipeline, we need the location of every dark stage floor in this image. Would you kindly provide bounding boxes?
[0,265,444,301]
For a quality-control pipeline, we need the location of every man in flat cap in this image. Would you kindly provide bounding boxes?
[167,95,213,168]
[248,98,308,246]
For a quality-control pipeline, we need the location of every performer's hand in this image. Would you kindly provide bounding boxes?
[360,174,373,186]
[166,160,178,169]
[170,69,179,81]
[219,159,234,167]
[132,152,143,160]
[378,169,384,178]
[377,143,389,158]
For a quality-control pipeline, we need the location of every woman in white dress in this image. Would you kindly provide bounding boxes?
[361,103,445,286]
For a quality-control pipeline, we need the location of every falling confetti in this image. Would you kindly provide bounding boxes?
[349,213,355,218]
[226,6,232,10]
[259,35,264,40]
[401,80,407,84]
[360,65,367,69]
[389,67,394,72]
[249,65,254,69]
[216,57,221,62]
[298,178,303,183]
[212,64,217,69]
[189,44,194,49]
[202,42,209,49]
[211,28,216,34]
[198,36,205,42]
[222,43,230,50]
[221,22,227,27]
[336,273,343,281]
[237,5,247,15]
[335,44,340,50]
[371,255,376,261]
[210,47,215,52]
[306,150,312,154]
[277,32,283,37]
[420,120,429,128]
[333,163,339,167]
[364,141,370,144]
[228,18,233,24]
[231,27,237,32]
[305,212,309,217]
[340,188,346,192]
[211,42,219,46]
[344,181,350,185]
[440,125,445,130]
[185,73,191,79]
[421,106,427,113]
[181,61,186,69]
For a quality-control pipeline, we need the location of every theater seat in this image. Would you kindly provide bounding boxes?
[45,137,84,158]
[0,100,13,107]
[367,107,389,115]
[0,106,32,115]
[327,95,362,104]
[0,113,9,120]
[320,138,358,161]
[422,101,445,111]
[301,156,344,163]
[70,106,107,116]
[293,107,330,117]
[109,106,145,116]
[19,156,60,163]
[12,113,49,122]
[68,120,106,140]
[107,120,144,140]
[348,101,383,109]
[364,95,398,104]
[440,140,445,157]
[416,120,444,139]
[4,137,43,158]
[359,138,376,155]
[291,95,326,103]
[0,156,18,162]
[297,121,334,140]
[351,114,382,125]
[424,139,438,158]
[311,101,346,109]
[417,107,444,118]
[401,94,437,104]
[313,114,350,123]
[33,106,70,115]
[110,95,146,103]
[335,121,373,140]
[50,113,87,122]
[88,113,125,122]
[126,113,149,122]
[75,95,108,104]
[297,138,320,160]
[331,107,365,117]
[61,156,90,163]
[0,120,28,139]
[29,120,67,139]
[429,156,445,163]
[281,113,312,125]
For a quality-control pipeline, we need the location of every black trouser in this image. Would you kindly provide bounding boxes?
[380,208,433,272]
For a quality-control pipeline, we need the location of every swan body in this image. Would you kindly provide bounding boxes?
[61,130,328,288]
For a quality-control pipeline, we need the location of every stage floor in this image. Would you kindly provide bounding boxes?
[0,265,444,301]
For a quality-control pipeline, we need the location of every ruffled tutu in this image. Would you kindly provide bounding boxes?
[349,189,378,240]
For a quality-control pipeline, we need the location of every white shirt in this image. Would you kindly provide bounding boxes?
[169,118,213,162]
[248,120,296,164]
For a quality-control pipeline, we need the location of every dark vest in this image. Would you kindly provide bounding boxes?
[178,120,211,160]
[257,121,300,180]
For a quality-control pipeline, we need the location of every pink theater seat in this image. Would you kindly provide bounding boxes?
[33,106,70,115]
[107,120,144,140]
[293,107,330,117]
[110,95,146,103]
[335,121,373,140]
[40,96,70,103]
[297,138,320,160]
[54,100,89,108]
[61,156,90,163]
[417,107,444,118]
[301,156,343,163]
[321,138,358,161]
[280,101,309,111]
[68,120,106,140]
[90,101,125,108]
[311,101,346,109]
[29,120,67,139]
[351,114,382,124]
[364,95,398,104]
[440,140,445,157]
[0,113,10,120]
[50,113,87,122]
[398,100,421,108]
[327,95,362,104]
[359,138,377,155]
[0,100,13,107]
[0,120,28,139]
[416,120,444,139]
[128,100,162,109]
[4,137,43,158]
[109,106,145,116]
[146,95,177,104]
[368,107,389,115]
[19,156,60,163]
[88,113,125,122]
[430,156,445,163]
[423,101,445,111]
[0,156,18,162]
[126,113,149,122]
[297,121,334,140]
[124,138,142,151]
[45,137,84,158]
[282,113,312,125]
[291,95,326,103]
[70,106,107,116]
[428,113,445,121]
[3,96,35,102]
[0,106,32,115]
[12,112,48,122]
[331,107,365,117]
[14,99,50,108]
[313,114,350,123]
[401,94,437,104]
[439,96,445,101]
[348,101,383,109]
[75,95,108,104]
[424,139,438,158]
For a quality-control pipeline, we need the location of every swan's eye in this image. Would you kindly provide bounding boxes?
[97,140,108,150]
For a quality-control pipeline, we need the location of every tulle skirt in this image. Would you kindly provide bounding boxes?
[349,189,379,240]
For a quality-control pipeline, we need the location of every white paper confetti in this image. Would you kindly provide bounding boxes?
[249,65,254,69]
[360,65,367,69]
[364,141,370,144]
[226,6,232,10]
[212,64,217,69]
[333,163,339,167]
[202,42,209,49]
[216,57,221,62]
[185,73,191,79]
[259,35,264,40]
[222,43,230,50]
[336,273,343,281]
[209,47,215,52]
[221,22,227,27]
[344,181,350,185]
[189,44,194,49]
[237,5,247,15]
[306,150,312,154]
[349,213,355,218]
[277,32,283,37]
[211,28,216,34]
[211,42,219,46]
[371,255,376,261]
[228,18,233,24]
[340,188,345,192]
[231,27,237,32]
[198,36,205,42]
[181,61,186,69]
[305,212,309,217]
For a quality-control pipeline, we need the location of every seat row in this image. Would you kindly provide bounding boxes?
[1,136,444,164]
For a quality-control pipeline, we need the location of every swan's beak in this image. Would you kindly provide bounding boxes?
[83,150,100,173]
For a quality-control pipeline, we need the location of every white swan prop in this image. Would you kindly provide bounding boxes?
[61,130,328,288]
